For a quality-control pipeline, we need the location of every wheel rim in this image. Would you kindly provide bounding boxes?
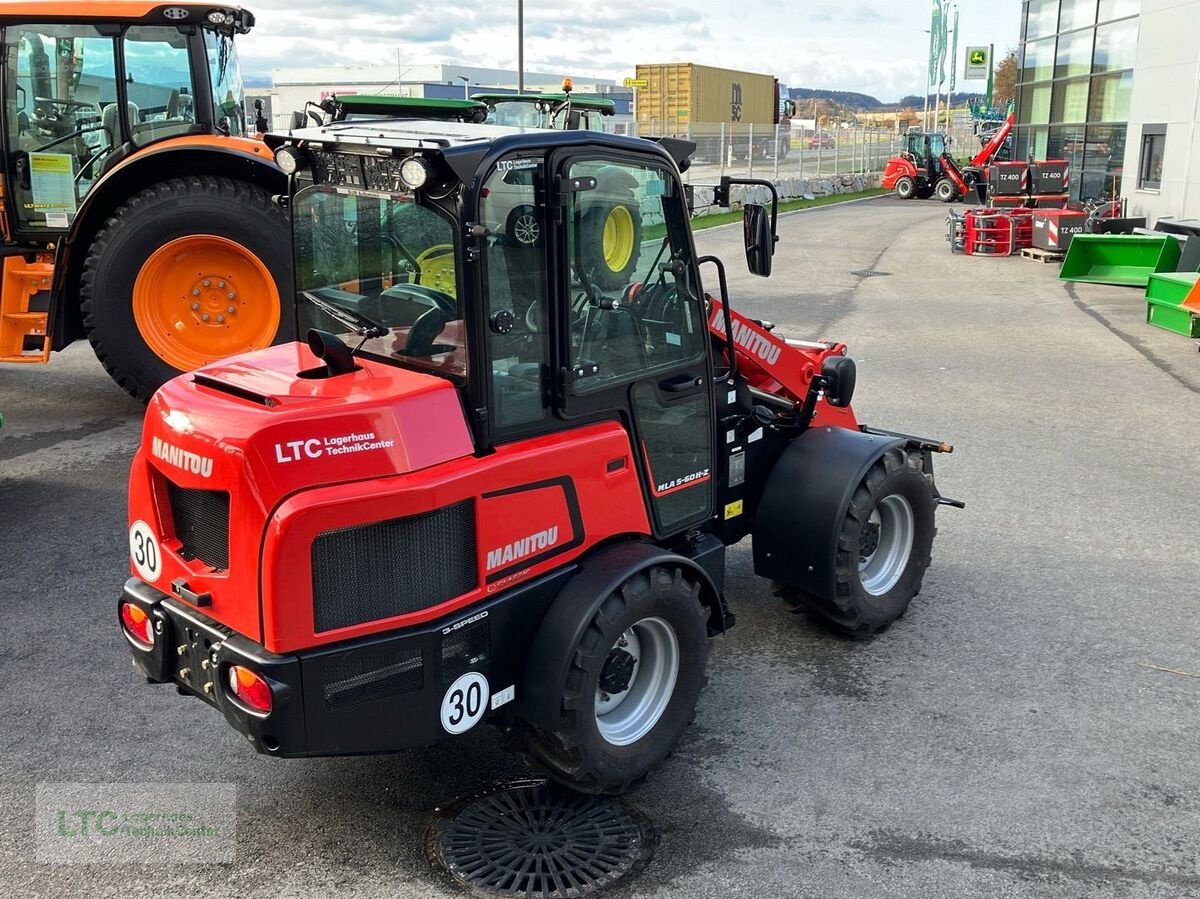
[595,617,679,747]
[414,243,457,297]
[858,494,915,596]
[601,205,636,273]
[132,234,280,372]
[513,213,540,245]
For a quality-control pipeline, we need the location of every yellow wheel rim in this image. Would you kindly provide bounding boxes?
[414,244,457,298]
[132,234,280,372]
[602,206,635,273]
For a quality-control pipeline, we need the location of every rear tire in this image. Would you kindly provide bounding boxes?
[781,446,937,638]
[935,178,958,203]
[580,200,642,290]
[894,176,916,200]
[81,175,292,402]
[517,566,708,795]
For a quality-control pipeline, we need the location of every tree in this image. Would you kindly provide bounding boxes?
[993,49,1018,107]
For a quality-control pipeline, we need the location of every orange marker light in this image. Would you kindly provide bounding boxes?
[227,665,272,714]
[119,602,154,648]
[561,77,574,93]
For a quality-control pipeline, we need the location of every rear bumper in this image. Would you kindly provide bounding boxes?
[120,572,564,757]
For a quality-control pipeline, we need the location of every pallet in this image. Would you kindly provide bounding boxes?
[1021,246,1064,263]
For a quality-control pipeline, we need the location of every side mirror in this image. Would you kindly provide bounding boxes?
[822,356,856,407]
[743,204,774,277]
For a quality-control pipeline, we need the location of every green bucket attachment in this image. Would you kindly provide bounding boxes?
[1145,272,1200,337]
[1059,234,1182,287]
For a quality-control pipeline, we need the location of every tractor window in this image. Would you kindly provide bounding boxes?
[294,183,465,380]
[3,24,118,232]
[204,30,246,136]
[565,159,705,394]
[121,27,198,147]
[480,158,549,429]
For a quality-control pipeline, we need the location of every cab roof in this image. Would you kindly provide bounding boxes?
[0,2,252,29]
[472,93,617,114]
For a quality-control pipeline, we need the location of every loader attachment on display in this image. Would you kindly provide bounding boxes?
[1059,234,1183,287]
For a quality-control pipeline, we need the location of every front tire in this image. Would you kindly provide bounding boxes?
[581,201,642,290]
[782,446,937,638]
[935,178,958,202]
[894,176,916,200]
[518,566,708,795]
[81,175,292,402]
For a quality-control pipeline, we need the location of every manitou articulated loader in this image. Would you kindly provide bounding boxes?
[0,2,288,401]
[883,113,1014,202]
[119,119,960,795]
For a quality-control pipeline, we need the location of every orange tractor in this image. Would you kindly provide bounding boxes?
[0,2,289,400]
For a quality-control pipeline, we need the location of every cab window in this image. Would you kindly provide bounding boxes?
[565,159,704,393]
[122,26,198,147]
[204,30,245,136]
[480,158,548,429]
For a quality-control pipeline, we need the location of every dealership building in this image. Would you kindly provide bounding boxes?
[1015,0,1200,222]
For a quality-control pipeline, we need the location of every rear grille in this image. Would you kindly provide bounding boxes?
[165,482,230,570]
[311,500,477,632]
[442,617,490,685]
[322,645,424,710]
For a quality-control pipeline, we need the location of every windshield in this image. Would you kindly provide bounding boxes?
[294,184,464,379]
[485,101,545,128]
[204,29,245,135]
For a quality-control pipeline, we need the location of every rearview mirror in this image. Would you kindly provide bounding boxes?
[743,204,774,277]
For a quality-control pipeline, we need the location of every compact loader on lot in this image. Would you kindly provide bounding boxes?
[119,118,959,794]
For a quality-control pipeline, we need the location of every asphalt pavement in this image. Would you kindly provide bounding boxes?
[2,196,1198,898]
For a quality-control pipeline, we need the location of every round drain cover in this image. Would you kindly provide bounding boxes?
[425,780,655,897]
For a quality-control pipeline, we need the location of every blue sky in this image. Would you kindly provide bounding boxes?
[240,0,1020,102]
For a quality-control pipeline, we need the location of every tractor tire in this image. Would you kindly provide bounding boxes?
[518,565,709,795]
[505,204,542,247]
[894,176,916,200]
[580,200,642,291]
[81,176,292,402]
[935,178,958,203]
[781,446,937,639]
[915,185,935,199]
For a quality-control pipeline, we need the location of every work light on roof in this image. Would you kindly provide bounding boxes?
[274,146,307,175]
[206,9,228,24]
[400,157,429,190]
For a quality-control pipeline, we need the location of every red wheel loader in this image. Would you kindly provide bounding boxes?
[119,119,961,795]
[883,113,1013,203]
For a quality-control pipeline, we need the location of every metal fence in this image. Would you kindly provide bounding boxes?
[607,121,983,182]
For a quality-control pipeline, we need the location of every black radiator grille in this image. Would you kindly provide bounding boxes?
[311,500,477,632]
[442,617,490,685]
[322,645,424,710]
[165,482,230,570]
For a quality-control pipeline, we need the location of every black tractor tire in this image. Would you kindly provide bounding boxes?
[935,178,958,203]
[894,176,916,200]
[580,200,642,291]
[781,446,937,638]
[518,565,709,795]
[505,204,542,247]
[915,185,935,199]
[81,175,292,402]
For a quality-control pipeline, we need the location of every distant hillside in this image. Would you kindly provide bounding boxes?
[790,87,983,111]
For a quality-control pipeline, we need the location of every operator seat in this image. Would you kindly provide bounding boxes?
[101,101,139,148]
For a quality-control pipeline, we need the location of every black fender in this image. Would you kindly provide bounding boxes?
[50,144,285,350]
[752,426,904,601]
[517,539,724,733]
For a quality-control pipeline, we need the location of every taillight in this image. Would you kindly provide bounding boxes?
[120,602,154,649]
[227,665,272,714]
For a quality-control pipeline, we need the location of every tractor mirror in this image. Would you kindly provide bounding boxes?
[743,204,773,277]
[822,356,857,407]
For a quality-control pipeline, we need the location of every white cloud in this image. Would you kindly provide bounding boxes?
[241,0,1019,102]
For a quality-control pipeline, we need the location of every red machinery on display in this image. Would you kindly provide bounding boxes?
[883,114,1014,203]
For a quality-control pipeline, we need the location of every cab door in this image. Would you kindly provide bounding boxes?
[551,152,714,537]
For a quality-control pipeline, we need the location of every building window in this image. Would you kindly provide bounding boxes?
[1058,0,1098,31]
[1138,126,1166,190]
[1097,0,1139,23]
[1027,0,1061,39]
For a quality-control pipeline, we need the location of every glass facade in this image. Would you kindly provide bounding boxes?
[1015,0,1139,199]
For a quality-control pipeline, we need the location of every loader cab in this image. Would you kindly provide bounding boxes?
[275,122,720,537]
[0,5,253,240]
[903,131,947,177]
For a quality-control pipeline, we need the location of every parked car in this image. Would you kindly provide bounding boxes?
[808,130,835,149]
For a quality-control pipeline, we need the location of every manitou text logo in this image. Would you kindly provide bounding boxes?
[486,527,559,571]
[151,437,213,478]
[730,320,781,364]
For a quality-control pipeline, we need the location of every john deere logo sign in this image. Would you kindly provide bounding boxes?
[965,45,991,79]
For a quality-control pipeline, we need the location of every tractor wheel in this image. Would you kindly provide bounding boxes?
[81,176,292,402]
[518,566,709,795]
[782,446,937,638]
[935,178,958,203]
[505,205,542,247]
[894,176,916,200]
[915,185,935,199]
[581,201,642,291]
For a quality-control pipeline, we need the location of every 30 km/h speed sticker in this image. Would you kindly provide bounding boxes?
[440,672,490,734]
[129,520,161,583]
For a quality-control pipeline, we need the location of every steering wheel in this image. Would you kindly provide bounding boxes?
[384,282,458,317]
[35,96,95,111]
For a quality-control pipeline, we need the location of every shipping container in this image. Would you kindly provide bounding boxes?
[634,63,782,161]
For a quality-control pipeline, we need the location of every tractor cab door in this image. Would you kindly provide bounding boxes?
[551,153,714,537]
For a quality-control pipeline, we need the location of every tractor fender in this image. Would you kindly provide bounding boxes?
[50,139,284,350]
[752,426,904,601]
[516,539,724,733]
[881,157,917,189]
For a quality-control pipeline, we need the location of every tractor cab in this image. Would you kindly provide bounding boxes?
[902,131,947,177]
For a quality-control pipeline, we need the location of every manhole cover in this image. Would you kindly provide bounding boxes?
[850,269,892,278]
[425,780,656,898]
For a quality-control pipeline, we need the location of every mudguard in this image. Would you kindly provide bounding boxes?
[517,539,724,733]
[752,426,904,600]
